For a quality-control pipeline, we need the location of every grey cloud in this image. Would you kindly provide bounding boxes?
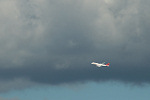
[0,0,150,92]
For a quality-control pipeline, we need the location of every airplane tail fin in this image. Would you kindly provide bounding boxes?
[106,63,110,66]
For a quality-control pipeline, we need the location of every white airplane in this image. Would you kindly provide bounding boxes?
[91,62,110,67]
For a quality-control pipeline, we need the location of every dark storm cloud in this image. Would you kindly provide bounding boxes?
[0,0,150,92]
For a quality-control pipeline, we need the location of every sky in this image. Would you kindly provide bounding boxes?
[1,82,150,100]
[0,0,150,99]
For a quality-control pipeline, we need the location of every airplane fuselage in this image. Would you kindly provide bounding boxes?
[91,62,110,67]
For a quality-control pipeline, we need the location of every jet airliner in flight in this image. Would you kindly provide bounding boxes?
[91,62,110,67]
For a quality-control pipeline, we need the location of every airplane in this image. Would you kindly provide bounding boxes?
[91,62,110,67]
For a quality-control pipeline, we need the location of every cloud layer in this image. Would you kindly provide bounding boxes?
[0,0,150,92]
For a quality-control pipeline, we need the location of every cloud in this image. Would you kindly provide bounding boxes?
[0,0,150,92]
